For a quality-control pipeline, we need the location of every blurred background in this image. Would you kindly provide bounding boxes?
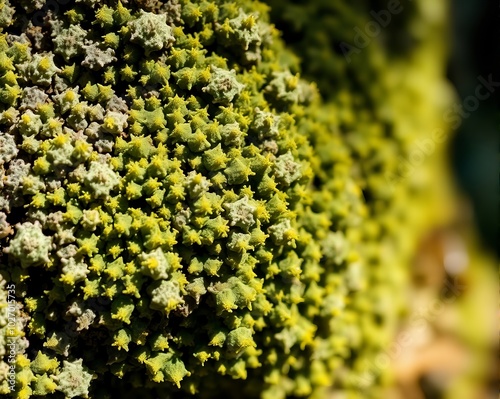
[391,2,498,399]
[448,0,497,258]
[414,1,498,398]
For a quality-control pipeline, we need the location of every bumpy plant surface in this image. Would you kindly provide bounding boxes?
[0,0,452,398]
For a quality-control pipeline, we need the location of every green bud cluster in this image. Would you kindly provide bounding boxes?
[0,0,453,398]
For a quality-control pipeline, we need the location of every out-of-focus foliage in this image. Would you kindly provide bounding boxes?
[265,0,458,396]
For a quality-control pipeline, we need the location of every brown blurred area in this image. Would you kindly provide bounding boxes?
[387,197,497,399]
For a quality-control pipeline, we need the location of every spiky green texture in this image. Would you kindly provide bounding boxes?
[0,0,452,398]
